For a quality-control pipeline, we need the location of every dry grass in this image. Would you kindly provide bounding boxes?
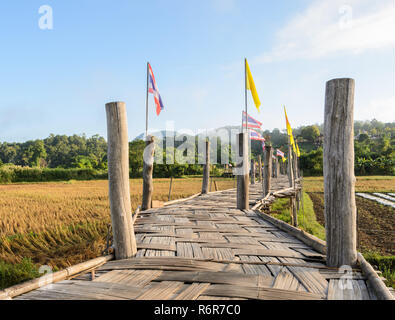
[0,178,234,238]
[303,176,395,193]
[0,177,235,273]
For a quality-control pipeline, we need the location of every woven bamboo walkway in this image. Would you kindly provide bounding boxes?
[15,176,377,300]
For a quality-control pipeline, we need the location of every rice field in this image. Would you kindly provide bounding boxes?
[303,176,395,193]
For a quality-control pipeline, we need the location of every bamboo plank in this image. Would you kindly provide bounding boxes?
[272,268,301,292]
[136,281,184,300]
[155,271,273,288]
[234,248,305,259]
[174,283,211,300]
[203,284,323,300]
[94,270,162,287]
[98,257,225,272]
[137,243,176,251]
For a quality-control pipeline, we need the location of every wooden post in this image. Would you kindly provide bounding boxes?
[263,146,272,197]
[237,133,249,209]
[289,197,298,227]
[278,158,284,175]
[292,150,300,212]
[142,135,155,211]
[258,155,262,182]
[275,157,279,178]
[292,150,298,183]
[201,140,210,194]
[324,78,357,268]
[168,176,173,201]
[251,160,255,184]
[271,157,275,178]
[287,137,294,187]
[105,102,137,259]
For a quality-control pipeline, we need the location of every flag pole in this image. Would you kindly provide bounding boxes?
[145,62,149,139]
[245,58,252,165]
[244,58,248,134]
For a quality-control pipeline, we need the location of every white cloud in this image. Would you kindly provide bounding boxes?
[357,96,395,122]
[258,0,395,62]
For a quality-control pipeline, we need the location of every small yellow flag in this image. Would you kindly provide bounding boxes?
[296,142,301,157]
[245,59,261,112]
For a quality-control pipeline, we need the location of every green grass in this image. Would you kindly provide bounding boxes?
[363,251,395,289]
[271,192,326,241]
[0,258,40,290]
[271,192,394,290]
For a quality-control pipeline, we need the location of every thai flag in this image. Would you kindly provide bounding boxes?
[148,63,164,116]
[262,140,265,152]
[242,111,262,129]
[249,129,265,141]
[276,149,285,158]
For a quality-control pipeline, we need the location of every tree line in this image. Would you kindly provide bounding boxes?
[0,119,393,182]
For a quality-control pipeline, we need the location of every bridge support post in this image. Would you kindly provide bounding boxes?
[287,138,294,188]
[274,156,279,178]
[105,102,137,259]
[142,135,155,210]
[292,150,298,182]
[324,78,357,268]
[202,140,210,194]
[236,133,249,210]
[286,140,298,226]
[263,145,272,197]
[258,155,262,182]
[278,159,283,175]
[251,160,255,185]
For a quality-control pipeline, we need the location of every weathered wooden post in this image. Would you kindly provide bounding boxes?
[251,160,255,184]
[274,156,279,178]
[142,135,155,210]
[237,132,249,209]
[287,138,294,187]
[105,102,137,259]
[287,139,297,226]
[168,176,173,201]
[289,196,298,227]
[263,145,272,197]
[292,150,298,183]
[201,140,210,194]
[258,155,262,182]
[279,158,284,175]
[324,78,357,268]
[271,157,275,178]
[292,150,300,212]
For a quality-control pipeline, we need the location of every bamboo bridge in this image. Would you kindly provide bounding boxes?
[3,176,391,300]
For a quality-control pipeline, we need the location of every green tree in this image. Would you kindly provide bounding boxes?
[129,140,145,177]
[300,125,320,142]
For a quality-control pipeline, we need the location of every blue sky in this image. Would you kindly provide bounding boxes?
[0,0,394,142]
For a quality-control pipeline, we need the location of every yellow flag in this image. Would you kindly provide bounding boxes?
[245,59,261,112]
[284,106,297,154]
[296,142,301,157]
